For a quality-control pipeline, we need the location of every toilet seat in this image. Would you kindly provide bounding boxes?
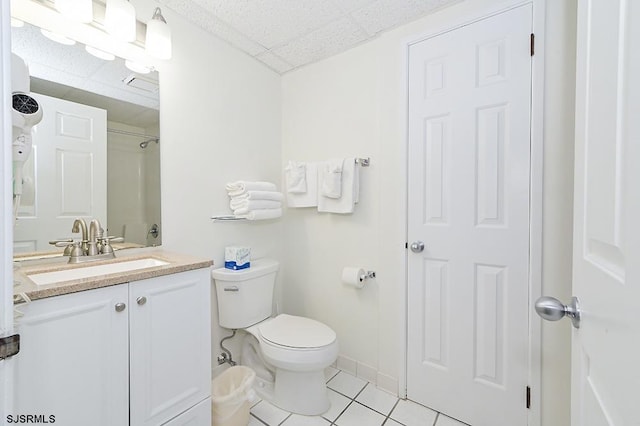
[258,314,336,349]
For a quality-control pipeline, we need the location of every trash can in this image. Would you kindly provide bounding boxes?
[212,366,256,426]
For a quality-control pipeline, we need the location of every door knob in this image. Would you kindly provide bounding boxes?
[136,296,147,306]
[115,302,126,312]
[535,296,581,329]
[410,241,425,253]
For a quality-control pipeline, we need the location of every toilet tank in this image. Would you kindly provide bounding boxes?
[212,258,279,329]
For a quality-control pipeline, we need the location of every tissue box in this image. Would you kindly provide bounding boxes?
[225,246,251,270]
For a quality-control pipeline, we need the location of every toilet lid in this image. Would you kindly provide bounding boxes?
[259,314,336,349]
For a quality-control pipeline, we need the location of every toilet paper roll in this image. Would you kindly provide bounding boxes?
[342,267,365,289]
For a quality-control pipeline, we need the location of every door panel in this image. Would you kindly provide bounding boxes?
[13,93,107,252]
[571,1,640,424]
[407,5,532,426]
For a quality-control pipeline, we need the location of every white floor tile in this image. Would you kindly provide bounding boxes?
[327,372,368,398]
[436,414,469,426]
[251,400,290,425]
[355,383,399,416]
[324,366,340,382]
[390,399,438,426]
[334,402,386,426]
[282,414,331,425]
[322,389,352,422]
[383,420,404,426]
[249,414,267,425]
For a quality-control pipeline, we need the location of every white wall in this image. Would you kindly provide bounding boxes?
[282,1,575,425]
[133,1,284,370]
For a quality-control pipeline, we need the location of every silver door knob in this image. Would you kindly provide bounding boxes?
[410,241,425,253]
[535,296,581,329]
[115,302,126,312]
[136,296,147,306]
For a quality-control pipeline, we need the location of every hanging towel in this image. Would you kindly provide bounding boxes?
[285,161,307,193]
[320,159,343,198]
[232,200,282,215]
[237,208,283,221]
[286,162,319,208]
[318,157,360,214]
[225,181,277,197]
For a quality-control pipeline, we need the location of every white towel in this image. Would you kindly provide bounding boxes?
[237,208,282,221]
[285,161,307,193]
[225,181,277,197]
[232,200,282,215]
[320,158,343,198]
[286,162,318,208]
[230,190,283,203]
[318,157,360,214]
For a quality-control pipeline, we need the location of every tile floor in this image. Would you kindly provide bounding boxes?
[248,367,470,426]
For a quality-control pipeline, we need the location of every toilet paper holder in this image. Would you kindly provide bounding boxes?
[360,271,376,282]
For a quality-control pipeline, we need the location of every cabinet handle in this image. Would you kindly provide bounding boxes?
[136,296,147,306]
[115,303,126,312]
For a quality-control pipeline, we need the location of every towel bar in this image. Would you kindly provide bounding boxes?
[355,157,370,167]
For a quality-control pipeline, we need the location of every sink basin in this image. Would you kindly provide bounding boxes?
[28,258,170,286]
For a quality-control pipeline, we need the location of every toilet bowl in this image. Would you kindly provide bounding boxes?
[212,259,339,415]
[242,314,338,415]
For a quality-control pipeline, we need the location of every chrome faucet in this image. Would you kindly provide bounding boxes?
[72,218,88,253]
[68,217,120,264]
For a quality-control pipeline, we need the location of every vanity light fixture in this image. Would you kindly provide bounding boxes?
[105,0,136,42]
[55,0,93,23]
[125,60,152,74]
[145,7,172,60]
[40,28,76,45]
[85,45,116,61]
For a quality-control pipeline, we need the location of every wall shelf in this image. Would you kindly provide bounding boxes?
[210,216,247,222]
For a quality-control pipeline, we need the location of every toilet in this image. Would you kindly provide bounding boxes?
[212,259,339,415]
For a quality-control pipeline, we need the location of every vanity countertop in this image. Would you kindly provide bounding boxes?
[13,249,213,302]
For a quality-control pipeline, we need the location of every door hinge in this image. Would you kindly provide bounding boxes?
[530,33,535,56]
[0,334,20,360]
[526,386,531,409]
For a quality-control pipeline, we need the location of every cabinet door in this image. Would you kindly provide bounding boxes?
[162,398,211,426]
[130,268,211,426]
[14,285,129,426]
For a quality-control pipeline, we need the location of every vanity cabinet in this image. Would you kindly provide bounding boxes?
[14,268,211,426]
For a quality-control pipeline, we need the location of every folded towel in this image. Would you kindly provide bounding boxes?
[225,181,277,197]
[232,200,282,215]
[230,191,284,204]
[236,208,282,221]
[318,157,360,214]
[320,158,343,199]
[285,161,308,193]
[286,162,318,208]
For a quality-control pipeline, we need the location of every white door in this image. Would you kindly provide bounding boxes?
[13,285,129,425]
[13,93,107,253]
[129,269,211,426]
[569,0,640,424]
[1,0,15,418]
[407,5,532,426]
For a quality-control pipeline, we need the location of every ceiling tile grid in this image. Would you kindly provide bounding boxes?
[161,0,461,74]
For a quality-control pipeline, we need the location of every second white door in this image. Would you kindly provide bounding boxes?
[407,5,532,426]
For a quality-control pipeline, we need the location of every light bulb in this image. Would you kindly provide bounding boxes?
[146,8,172,60]
[105,0,136,42]
[85,45,116,61]
[40,29,76,45]
[55,0,93,23]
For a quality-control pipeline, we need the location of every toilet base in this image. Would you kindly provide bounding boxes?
[273,369,329,415]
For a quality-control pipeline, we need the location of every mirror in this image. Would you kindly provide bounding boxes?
[11,21,162,259]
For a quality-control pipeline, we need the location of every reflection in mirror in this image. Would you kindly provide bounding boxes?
[11,22,162,259]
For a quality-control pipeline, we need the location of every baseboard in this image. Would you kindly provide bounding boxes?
[336,354,399,397]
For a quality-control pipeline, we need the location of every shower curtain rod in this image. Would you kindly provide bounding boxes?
[107,128,159,141]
